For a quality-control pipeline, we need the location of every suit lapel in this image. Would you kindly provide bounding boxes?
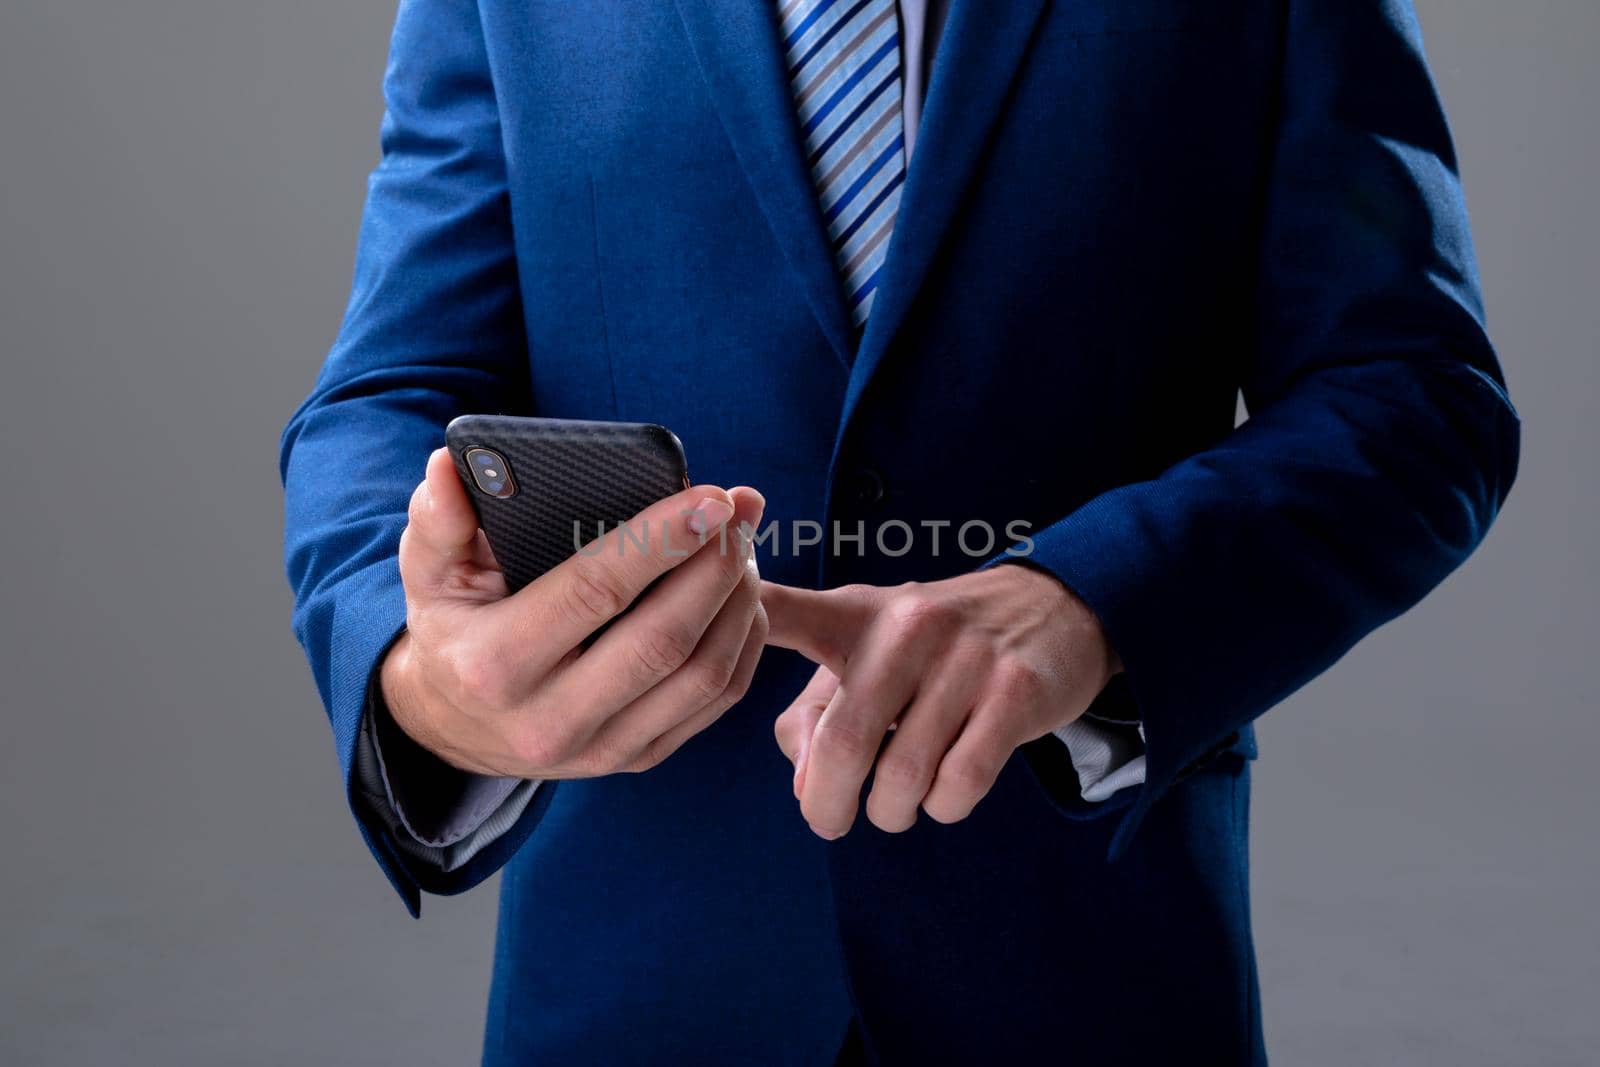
[838,0,1050,432]
[672,0,856,370]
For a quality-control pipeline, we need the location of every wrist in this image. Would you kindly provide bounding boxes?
[376,631,498,777]
[378,631,423,737]
[995,561,1122,689]
[1064,583,1121,690]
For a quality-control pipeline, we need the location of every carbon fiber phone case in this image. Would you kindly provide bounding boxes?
[445,416,690,593]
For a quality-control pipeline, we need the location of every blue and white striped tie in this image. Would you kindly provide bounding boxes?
[777,0,907,329]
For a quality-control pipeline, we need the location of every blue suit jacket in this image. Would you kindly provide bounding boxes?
[281,0,1518,1062]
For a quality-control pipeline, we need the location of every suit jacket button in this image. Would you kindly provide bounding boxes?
[849,467,886,507]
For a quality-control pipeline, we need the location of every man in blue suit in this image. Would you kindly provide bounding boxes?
[281,0,1519,1062]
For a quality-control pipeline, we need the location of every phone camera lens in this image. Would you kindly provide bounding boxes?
[463,448,515,498]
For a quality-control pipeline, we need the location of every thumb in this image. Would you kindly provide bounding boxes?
[760,581,875,674]
[399,447,486,596]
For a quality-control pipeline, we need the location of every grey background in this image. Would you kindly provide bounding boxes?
[0,1,1594,1063]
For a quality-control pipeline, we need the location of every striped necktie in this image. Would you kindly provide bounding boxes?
[777,0,908,329]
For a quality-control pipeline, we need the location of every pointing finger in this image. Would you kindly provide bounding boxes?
[761,582,877,674]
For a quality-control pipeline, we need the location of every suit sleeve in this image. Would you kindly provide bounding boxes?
[279,0,549,914]
[1021,0,1520,854]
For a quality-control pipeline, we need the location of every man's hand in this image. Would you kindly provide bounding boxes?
[379,447,767,779]
[765,566,1121,839]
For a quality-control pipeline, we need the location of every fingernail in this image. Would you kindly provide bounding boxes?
[689,498,735,535]
[809,824,843,841]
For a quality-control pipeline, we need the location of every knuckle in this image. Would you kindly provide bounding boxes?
[723,661,755,707]
[993,657,1044,705]
[562,735,625,778]
[593,743,638,777]
[625,743,668,775]
[940,753,995,797]
[397,527,417,570]
[631,625,697,682]
[774,703,812,750]
[884,587,952,641]
[875,749,932,789]
[511,727,564,772]
[564,561,630,623]
[562,749,610,779]
[811,715,870,761]
[406,482,430,529]
[686,655,737,705]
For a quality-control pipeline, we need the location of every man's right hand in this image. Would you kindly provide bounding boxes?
[379,447,767,780]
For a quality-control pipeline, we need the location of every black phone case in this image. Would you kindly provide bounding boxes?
[445,415,690,593]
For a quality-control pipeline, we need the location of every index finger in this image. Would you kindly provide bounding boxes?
[761,582,876,675]
[491,485,737,660]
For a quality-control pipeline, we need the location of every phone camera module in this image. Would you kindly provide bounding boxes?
[463,448,516,499]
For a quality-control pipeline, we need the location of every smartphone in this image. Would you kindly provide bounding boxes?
[445,415,691,593]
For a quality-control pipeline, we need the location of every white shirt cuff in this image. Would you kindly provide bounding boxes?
[1051,716,1147,803]
[352,693,539,873]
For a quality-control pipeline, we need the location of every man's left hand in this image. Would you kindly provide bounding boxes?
[764,566,1121,840]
